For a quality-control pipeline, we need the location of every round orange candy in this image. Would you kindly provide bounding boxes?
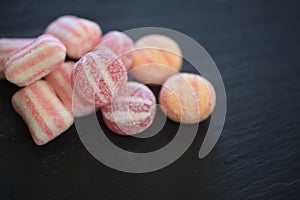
[130,34,182,84]
[159,73,216,124]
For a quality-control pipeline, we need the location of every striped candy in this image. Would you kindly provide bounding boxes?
[46,61,98,117]
[159,73,216,124]
[93,31,134,70]
[0,38,34,79]
[11,80,73,145]
[4,34,66,87]
[130,34,182,84]
[45,15,102,59]
[72,50,127,107]
[101,82,156,135]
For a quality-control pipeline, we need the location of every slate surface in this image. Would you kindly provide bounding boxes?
[0,0,299,199]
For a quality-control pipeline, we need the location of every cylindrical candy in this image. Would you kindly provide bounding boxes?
[45,61,98,117]
[0,38,34,79]
[11,80,73,145]
[72,50,127,107]
[93,31,134,70]
[130,34,182,84]
[45,15,102,59]
[159,73,216,124]
[4,34,66,87]
[101,82,156,135]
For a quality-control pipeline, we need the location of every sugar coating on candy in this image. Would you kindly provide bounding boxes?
[0,38,34,79]
[101,82,156,135]
[11,80,73,145]
[45,15,102,59]
[4,34,66,87]
[130,34,182,84]
[72,50,127,107]
[159,73,216,124]
[46,61,98,117]
[93,31,134,70]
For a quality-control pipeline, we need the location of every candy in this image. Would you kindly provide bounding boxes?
[72,50,127,107]
[93,31,134,70]
[0,38,34,79]
[11,80,73,145]
[4,34,66,87]
[45,61,98,117]
[101,82,156,135]
[159,73,216,124]
[130,34,182,84]
[45,15,102,59]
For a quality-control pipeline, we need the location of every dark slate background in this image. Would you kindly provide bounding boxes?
[0,0,299,199]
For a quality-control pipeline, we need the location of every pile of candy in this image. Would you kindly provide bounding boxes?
[0,15,216,145]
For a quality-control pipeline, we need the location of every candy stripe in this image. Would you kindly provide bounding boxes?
[83,61,107,103]
[47,67,73,110]
[6,55,64,86]
[6,46,64,77]
[11,99,45,145]
[101,82,156,135]
[45,16,101,59]
[103,111,151,123]
[24,88,55,138]
[30,83,67,130]
[17,89,54,139]
[11,81,73,145]
[8,36,59,63]
[55,66,73,103]
[56,19,83,39]
[114,96,152,105]
[0,38,34,55]
[90,53,115,93]
[72,50,126,107]
[46,62,99,117]
[0,38,34,77]
[158,49,174,67]
[5,35,66,86]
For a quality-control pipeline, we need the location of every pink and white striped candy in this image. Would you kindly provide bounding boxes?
[93,31,134,70]
[4,34,66,87]
[46,61,98,117]
[45,15,102,59]
[11,80,73,145]
[101,82,156,135]
[72,50,127,107]
[0,38,34,79]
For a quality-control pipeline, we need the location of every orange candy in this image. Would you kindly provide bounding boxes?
[130,34,182,84]
[159,73,216,124]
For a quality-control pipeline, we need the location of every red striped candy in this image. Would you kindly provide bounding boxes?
[45,15,102,59]
[4,34,66,87]
[101,82,156,135]
[46,61,98,117]
[72,50,127,107]
[93,31,134,70]
[11,80,73,145]
[0,38,34,79]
